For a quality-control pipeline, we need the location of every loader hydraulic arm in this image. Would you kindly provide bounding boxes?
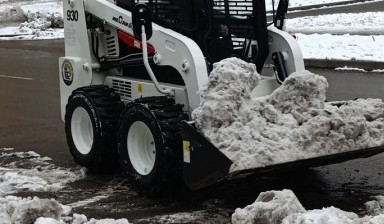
[84,0,175,95]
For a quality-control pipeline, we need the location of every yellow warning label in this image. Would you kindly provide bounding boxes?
[183,140,191,163]
[138,83,143,93]
[183,140,190,152]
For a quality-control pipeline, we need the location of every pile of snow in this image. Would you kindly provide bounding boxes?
[192,58,384,172]
[0,196,63,223]
[365,196,384,216]
[232,190,384,224]
[20,2,63,29]
[0,196,130,223]
[0,1,63,39]
[232,190,305,224]
[0,5,25,23]
[286,12,384,35]
[0,148,86,196]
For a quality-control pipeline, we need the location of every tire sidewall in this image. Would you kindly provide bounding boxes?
[118,104,167,191]
[65,93,104,167]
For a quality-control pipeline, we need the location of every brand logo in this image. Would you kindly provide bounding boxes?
[62,59,74,86]
[112,16,132,28]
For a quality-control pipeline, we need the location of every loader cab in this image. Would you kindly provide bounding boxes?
[116,0,272,79]
[119,0,271,70]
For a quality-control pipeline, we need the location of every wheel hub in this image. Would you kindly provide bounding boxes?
[127,121,156,175]
[71,107,94,155]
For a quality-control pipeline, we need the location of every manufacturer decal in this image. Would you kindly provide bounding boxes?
[112,16,132,28]
[62,59,74,86]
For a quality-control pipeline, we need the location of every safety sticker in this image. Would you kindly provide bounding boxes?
[138,83,143,93]
[183,140,191,163]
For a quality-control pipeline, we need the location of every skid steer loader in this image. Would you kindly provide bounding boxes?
[59,0,384,192]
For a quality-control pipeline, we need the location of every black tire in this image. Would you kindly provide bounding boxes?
[118,96,188,193]
[65,85,124,171]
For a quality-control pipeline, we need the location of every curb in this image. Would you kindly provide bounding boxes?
[266,0,373,13]
[304,59,384,71]
[287,0,372,12]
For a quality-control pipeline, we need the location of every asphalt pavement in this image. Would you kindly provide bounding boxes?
[0,40,73,166]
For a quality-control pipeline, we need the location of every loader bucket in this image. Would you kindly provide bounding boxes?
[181,121,232,191]
[181,121,384,191]
[228,145,384,179]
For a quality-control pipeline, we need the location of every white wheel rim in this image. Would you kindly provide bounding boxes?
[71,107,94,155]
[127,121,156,175]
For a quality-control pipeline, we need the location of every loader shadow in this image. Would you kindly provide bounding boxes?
[63,169,329,221]
[177,168,333,210]
[64,155,384,221]
[180,156,384,216]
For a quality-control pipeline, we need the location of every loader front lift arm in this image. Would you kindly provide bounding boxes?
[253,0,269,73]
[274,0,289,30]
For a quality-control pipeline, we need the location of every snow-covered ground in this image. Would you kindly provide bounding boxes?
[286,12,384,35]
[297,34,384,62]
[285,12,384,62]
[0,148,130,223]
[0,150,85,196]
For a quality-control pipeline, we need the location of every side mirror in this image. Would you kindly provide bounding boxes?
[132,3,153,40]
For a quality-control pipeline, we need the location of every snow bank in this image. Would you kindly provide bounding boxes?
[296,33,384,62]
[0,2,63,25]
[286,12,384,35]
[0,1,63,39]
[0,5,25,23]
[283,11,384,62]
[233,190,384,224]
[20,2,63,29]
[0,196,130,224]
[193,58,384,172]
[265,0,357,11]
